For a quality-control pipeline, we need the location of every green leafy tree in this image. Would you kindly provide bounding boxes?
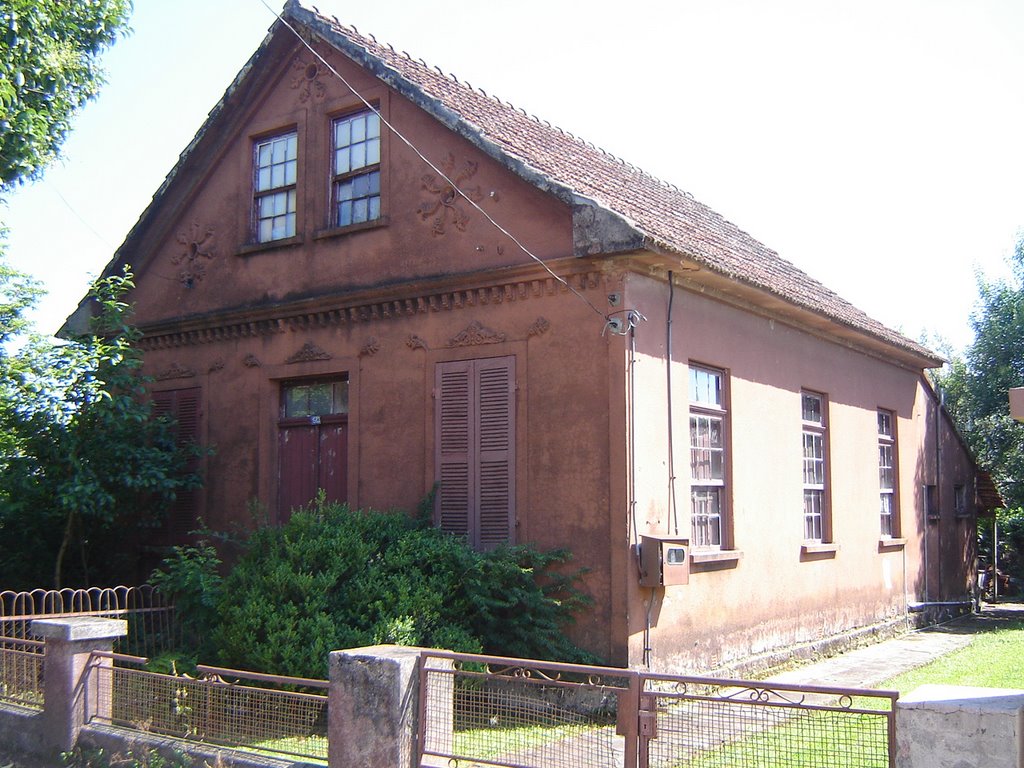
[0,268,201,588]
[0,0,132,187]
[938,235,1024,579]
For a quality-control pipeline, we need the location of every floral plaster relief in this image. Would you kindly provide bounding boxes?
[290,57,326,103]
[419,153,483,236]
[447,321,506,348]
[172,222,216,288]
[286,342,332,364]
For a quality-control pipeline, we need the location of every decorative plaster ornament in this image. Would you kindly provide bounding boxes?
[286,342,332,364]
[172,222,216,288]
[291,57,326,103]
[418,153,482,236]
[447,321,506,348]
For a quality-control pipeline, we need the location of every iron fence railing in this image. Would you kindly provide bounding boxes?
[418,651,897,768]
[640,673,897,768]
[0,637,44,710]
[89,654,328,763]
[0,585,178,658]
[420,651,634,768]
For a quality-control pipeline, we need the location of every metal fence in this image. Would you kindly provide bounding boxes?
[0,636,44,710]
[89,655,328,763]
[0,585,178,658]
[640,673,897,768]
[419,651,897,768]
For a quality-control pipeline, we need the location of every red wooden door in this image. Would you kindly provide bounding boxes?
[278,379,349,521]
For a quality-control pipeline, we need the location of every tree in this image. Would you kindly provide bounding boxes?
[940,237,1024,509]
[0,268,201,588]
[938,235,1024,582]
[0,0,132,188]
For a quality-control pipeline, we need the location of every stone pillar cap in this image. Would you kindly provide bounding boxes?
[900,683,1024,713]
[32,616,128,641]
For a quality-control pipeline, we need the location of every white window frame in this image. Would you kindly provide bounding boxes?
[801,391,828,543]
[878,409,898,537]
[332,109,381,228]
[253,131,298,243]
[689,365,728,550]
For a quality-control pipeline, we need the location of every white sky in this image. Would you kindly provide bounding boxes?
[2,0,1023,355]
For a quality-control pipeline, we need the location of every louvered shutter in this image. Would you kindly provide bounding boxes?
[152,387,201,538]
[436,360,472,538]
[476,357,514,548]
[435,357,514,549]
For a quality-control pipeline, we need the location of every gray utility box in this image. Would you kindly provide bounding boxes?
[639,535,689,587]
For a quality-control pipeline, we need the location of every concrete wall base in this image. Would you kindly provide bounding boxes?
[709,614,910,679]
[896,684,1024,768]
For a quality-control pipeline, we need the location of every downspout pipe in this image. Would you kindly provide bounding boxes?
[935,387,943,600]
[666,271,678,536]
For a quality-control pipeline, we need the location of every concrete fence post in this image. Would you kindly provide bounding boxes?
[32,617,127,754]
[328,645,454,768]
[896,684,1024,768]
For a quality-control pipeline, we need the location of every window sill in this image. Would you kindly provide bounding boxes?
[878,537,907,551]
[313,216,388,240]
[800,542,839,556]
[236,235,304,257]
[690,549,743,565]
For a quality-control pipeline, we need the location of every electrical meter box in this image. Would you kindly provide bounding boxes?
[639,535,689,586]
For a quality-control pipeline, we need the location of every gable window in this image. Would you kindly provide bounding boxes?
[878,409,899,537]
[802,391,829,542]
[435,356,515,549]
[689,365,729,549]
[254,131,297,242]
[332,109,381,228]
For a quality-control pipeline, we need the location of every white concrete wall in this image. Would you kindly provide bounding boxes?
[897,684,1024,768]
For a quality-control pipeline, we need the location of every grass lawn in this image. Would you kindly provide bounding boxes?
[882,613,1024,693]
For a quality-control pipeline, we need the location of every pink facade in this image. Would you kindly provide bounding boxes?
[66,2,989,671]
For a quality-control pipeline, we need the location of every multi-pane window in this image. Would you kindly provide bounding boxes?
[282,379,349,419]
[802,391,828,542]
[878,409,897,537]
[690,366,727,549]
[254,132,297,242]
[332,110,381,227]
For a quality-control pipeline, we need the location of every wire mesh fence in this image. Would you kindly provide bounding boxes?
[0,637,44,710]
[91,655,328,763]
[640,674,897,768]
[419,652,896,768]
[420,651,634,768]
[0,585,178,658]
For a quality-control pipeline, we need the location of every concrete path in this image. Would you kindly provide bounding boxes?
[766,602,1024,690]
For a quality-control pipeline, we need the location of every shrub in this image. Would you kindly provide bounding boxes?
[182,498,596,678]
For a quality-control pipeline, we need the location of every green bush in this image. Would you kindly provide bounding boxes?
[151,499,595,679]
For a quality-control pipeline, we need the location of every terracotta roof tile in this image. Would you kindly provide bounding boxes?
[292,6,937,363]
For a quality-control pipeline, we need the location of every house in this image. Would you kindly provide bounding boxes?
[64,0,996,672]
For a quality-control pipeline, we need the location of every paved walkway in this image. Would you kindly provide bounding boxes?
[766,602,1024,690]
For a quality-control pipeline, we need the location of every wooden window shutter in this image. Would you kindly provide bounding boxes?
[152,387,201,538]
[435,357,515,548]
[476,357,514,548]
